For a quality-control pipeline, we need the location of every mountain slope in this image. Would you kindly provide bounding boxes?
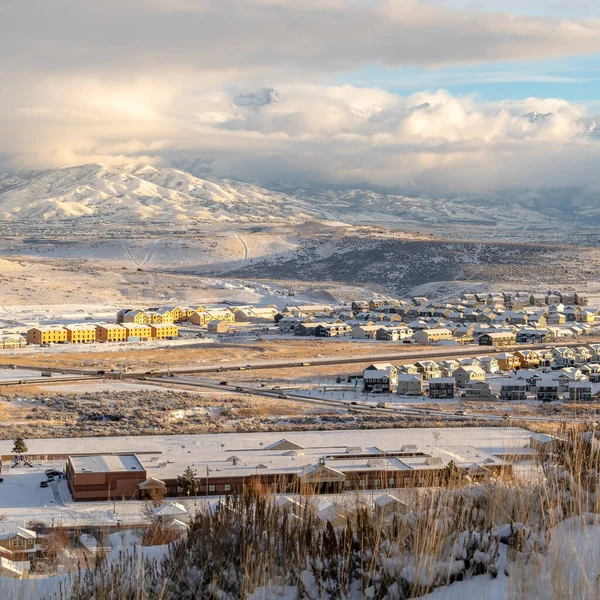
[0,163,320,223]
[1,162,600,229]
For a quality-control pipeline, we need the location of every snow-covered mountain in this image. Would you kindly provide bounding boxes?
[1,162,600,229]
[0,163,321,223]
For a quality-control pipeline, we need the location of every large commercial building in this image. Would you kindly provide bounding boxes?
[11,428,535,502]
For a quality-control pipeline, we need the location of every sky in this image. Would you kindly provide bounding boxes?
[1,0,600,195]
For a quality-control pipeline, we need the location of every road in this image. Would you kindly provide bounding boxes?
[4,340,592,379]
[148,375,592,425]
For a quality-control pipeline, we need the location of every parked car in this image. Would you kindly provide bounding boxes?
[47,475,55,482]
[40,481,48,488]
[45,470,61,477]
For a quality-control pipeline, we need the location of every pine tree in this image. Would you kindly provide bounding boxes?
[177,466,198,497]
[12,436,28,454]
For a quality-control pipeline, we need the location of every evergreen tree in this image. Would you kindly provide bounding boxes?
[177,466,198,497]
[12,436,28,454]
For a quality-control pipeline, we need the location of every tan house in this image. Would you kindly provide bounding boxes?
[96,324,128,342]
[414,328,453,344]
[514,350,541,369]
[0,526,38,560]
[26,326,68,345]
[208,320,230,333]
[496,352,520,371]
[189,310,211,326]
[64,324,97,344]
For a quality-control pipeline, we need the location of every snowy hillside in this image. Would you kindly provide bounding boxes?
[0,163,320,224]
[1,162,600,228]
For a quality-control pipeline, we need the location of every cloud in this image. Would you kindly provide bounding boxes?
[3,0,600,76]
[2,0,600,195]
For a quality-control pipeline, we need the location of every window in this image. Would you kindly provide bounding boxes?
[208,485,216,492]
[344,480,351,489]
[12,538,24,547]
[388,478,395,486]
[359,480,366,488]
[223,484,231,492]
[403,477,410,484]
[374,479,381,487]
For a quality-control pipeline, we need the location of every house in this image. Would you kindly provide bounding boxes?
[414,328,453,344]
[499,380,527,401]
[234,306,279,323]
[547,312,566,325]
[398,363,419,375]
[26,326,68,345]
[560,292,577,305]
[516,328,552,344]
[189,310,212,326]
[574,346,593,363]
[551,347,576,368]
[514,350,541,369]
[454,366,486,388]
[207,320,230,333]
[496,352,520,371]
[0,526,38,560]
[283,304,334,317]
[375,326,414,341]
[363,363,398,393]
[428,377,456,399]
[478,332,516,347]
[152,502,190,525]
[529,294,547,307]
[396,374,423,396]
[0,334,27,349]
[577,310,596,323]
[575,292,589,306]
[315,323,352,337]
[0,556,30,579]
[278,317,303,332]
[373,493,409,518]
[415,361,442,381]
[96,323,128,343]
[205,309,235,324]
[527,313,547,328]
[463,381,494,400]
[368,299,387,311]
[64,324,97,344]
[352,325,385,339]
[536,381,560,402]
[116,308,133,324]
[568,382,598,402]
[438,360,460,377]
[294,322,322,336]
[478,356,500,374]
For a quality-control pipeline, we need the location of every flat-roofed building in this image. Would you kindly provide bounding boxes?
[64,324,97,344]
[26,326,68,345]
[121,323,152,341]
[149,323,179,340]
[67,454,147,501]
[96,323,128,343]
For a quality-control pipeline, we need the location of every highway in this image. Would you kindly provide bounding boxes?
[44,340,587,379]
[146,375,593,426]
[0,375,101,388]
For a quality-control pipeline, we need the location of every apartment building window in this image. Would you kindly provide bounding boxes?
[404,477,410,484]
[224,484,231,492]
[344,480,351,489]
[374,479,381,487]
[208,485,216,492]
[388,478,395,486]
[12,538,24,547]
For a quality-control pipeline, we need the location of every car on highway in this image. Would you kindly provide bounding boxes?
[301,362,311,366]
[235,386,244,392]
[279,394,290,399]
[455,410,466,416]
[503,413,512,419]
[219,381,228,386]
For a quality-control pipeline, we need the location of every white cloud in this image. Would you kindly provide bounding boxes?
[2,0,600,195]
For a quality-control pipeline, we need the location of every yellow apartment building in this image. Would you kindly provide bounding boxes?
[64,324,97,344]
[189,310,211,326]
[149,324,179,339]
[96,324,128,343]
[26,327,68,345]
[206,309,235,324]
[122,323,152,341]
[123,311,152,325]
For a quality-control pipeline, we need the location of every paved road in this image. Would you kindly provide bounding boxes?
[148,375,592,425]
